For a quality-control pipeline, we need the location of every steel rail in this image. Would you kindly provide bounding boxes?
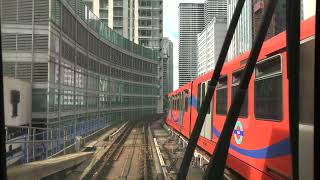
[176,1,246,179]
[148,122,164,180]
[119,124,140,179]
[81,121,133,180]
[286,1,301,180]
[144,122,151,180]
[202,0,279,179]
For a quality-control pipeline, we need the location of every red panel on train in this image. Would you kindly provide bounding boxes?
[165,16,315,179]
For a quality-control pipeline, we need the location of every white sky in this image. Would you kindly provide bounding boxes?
[163,0,205,90]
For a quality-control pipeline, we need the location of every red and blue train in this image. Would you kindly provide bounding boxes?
[165,16,315,179]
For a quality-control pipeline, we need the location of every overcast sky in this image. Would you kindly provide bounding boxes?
[163,0,205,90]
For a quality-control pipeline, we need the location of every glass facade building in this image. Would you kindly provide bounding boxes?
[178,3,205,87]
[204,0,227,25]
[1,0,159,157]
[85,0,163,51]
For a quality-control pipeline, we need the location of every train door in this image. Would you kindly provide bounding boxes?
[199,81,212,140]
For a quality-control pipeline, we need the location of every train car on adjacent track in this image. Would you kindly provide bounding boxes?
[166,16,315,179]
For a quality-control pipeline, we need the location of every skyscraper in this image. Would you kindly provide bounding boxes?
[85,0,163,51]
[227,0,252,61]
[197,18,227,76]
[161,38,174,94]
[204,0,227,25]
[178,3,205,87]
[197,0,227,76]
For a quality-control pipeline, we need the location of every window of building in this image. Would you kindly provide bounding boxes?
[254,55,282,120]
[232,70,248,117]
[216,76,228,115]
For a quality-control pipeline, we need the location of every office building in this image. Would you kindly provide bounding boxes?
[84,0,163,51]
[1,0,159,157]
[204,0,227,25]
[178,3,205,87]
[161,37,174,94]
[197,18,227,76]
[227,0,252,61]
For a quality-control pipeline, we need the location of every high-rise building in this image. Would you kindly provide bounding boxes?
[204,0,227,25]
[1,0,159,158]
[252,0,286,41]
[85,0,163,51]
[196,0,227,76]
[197,18,227,76]
[161,38,173,111]
[178,3,205,87]
[227,0,252,61]
[161,38,174,94]
[85,0,163,112]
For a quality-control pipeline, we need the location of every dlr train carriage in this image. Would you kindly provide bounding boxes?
[166,16,315,179]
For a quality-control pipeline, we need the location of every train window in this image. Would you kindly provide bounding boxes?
[202,83,207,114]
[216,76,228,115]
[177,94,180,111]
[176,97,178,110]
[197,84,201,111]
[202,83,206,102]
[180,93,183,110]
[184,90,189,111]
[179,93,182,110]
[202,82,211,114]
[176,96,178,110]
[254,55,282,120]
[232,70,248,117]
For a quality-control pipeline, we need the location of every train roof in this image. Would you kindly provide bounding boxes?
[168,81,192,96]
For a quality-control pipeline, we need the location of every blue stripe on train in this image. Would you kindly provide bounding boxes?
[185,95,290,159]
[189,96,198,110]
[212,127,290,159]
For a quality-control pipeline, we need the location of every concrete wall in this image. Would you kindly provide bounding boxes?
[3,77,32,126]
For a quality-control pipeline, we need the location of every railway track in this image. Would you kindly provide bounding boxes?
[143,122,152,180]
[81,122,134,180]
[80,120,152,180]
